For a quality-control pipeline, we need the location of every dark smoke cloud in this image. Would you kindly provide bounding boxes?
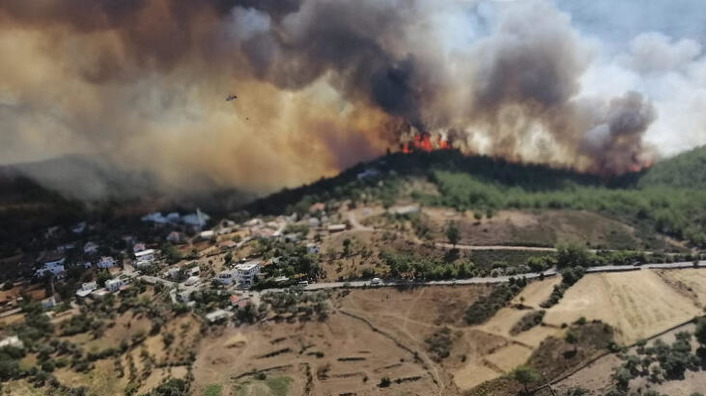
[1,0,704,200]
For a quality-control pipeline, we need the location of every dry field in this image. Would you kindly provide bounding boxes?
[420,208,671,250]
[543,270,701,344]
[193,310,438,396]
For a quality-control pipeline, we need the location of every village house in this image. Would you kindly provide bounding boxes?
[134,249,156,267]
[96,256,116,269]
[0,335,23,349]
[105,278,125,293]
[205,309,233,324]
[327,224,347,233]
[234,261,261,288]
[35,256,66,278]
[75,282,98,298]
[133,243,147,253]
[83,241,99,255]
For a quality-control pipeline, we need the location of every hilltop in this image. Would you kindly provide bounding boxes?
[245,149,706,248]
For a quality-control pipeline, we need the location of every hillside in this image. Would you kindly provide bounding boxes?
[245,149,706,247]
[639,145,706,189]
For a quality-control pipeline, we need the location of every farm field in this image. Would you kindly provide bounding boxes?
[543,270,701,344]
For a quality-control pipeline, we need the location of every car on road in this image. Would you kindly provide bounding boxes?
[297,281,309,286]
[370,277,381,285]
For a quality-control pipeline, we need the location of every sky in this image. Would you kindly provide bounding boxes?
[1,0,705,199]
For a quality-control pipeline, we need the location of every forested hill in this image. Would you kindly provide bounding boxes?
[245,150,643,215]
[244,149,706,247]
[639,146,706,189]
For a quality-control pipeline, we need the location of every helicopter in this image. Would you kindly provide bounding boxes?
[226,93,237,101]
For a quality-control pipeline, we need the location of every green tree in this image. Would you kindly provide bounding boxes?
[446,221,460,247]
[695,318,706,346]
[512,365,539,394]
[565,331,579,353]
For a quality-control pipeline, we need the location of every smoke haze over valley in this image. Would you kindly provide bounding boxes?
[2,0,706,199]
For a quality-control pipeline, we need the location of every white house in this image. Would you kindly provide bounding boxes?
[96,256,116,269]
[234,262,261,288]
[205,309,233,323]
[184,276,200,286]
[35,257,66,278]
[327,224,347,233]
[134,249,156,267]
[75,282,98,298]
[0,335,23,349]
[105,278,125,293]
[199,230,215,240]
[83,242,99,255]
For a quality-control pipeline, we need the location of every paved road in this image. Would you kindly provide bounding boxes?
[301,261,704,291]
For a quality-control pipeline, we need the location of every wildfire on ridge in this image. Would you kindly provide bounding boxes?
[401,133,450,153]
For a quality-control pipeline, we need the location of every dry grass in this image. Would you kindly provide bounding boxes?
[543,271,701,344]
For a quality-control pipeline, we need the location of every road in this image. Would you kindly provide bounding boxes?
[301,261,704,291]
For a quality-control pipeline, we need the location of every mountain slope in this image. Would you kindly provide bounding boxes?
[639,146,706,189]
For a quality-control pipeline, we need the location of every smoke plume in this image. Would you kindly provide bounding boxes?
[1,0,706,199]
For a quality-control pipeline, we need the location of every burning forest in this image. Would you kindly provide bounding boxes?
[2,0,706,198]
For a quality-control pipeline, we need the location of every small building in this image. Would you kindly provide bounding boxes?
[234,262,261,288]
[0,335,23,349]
[75,282,98,298]
[184,276,200,286]
[187,266,200,277]
[134,249,156,267]
[327,224,347,233]
[205,309,234,324]
[133,243,147,253]
[35,256,66,278]
[96,256,116,269]
[83,242,99,254]
[105,278,125,293]
[199,230,215,240]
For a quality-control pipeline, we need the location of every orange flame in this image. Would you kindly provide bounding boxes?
[401,133,451,153]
